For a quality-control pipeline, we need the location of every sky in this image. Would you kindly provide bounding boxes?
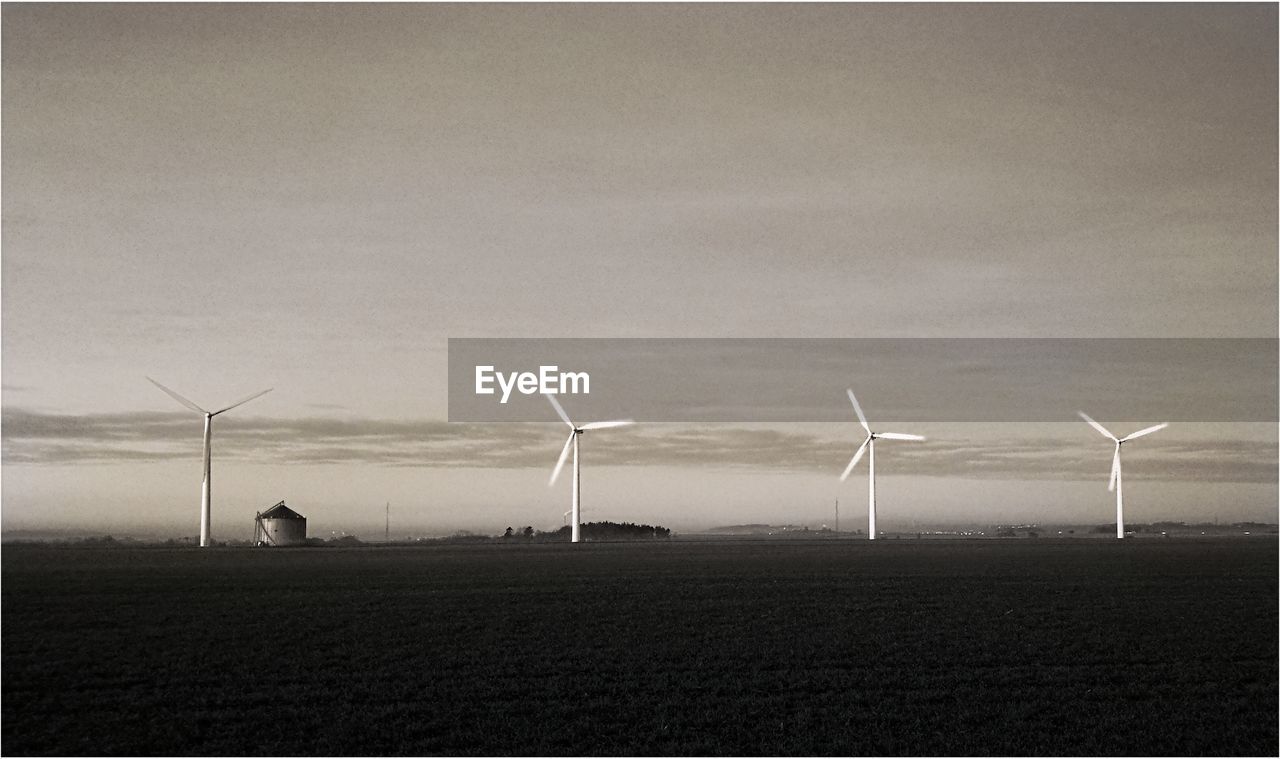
[3,4,1276,538]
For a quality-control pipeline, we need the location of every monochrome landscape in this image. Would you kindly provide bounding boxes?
[2,4,1276,756]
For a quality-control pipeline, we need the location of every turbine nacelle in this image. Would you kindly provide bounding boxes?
[1078,411,1167,446]
[839,389,925,482]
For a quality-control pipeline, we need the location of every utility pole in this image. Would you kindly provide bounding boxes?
[385,501,390,543]
[835,498,839,534]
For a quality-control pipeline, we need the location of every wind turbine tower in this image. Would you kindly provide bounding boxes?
[1078,412,1168,539]
[838,389,926,540]
[545,394,633,543]
[147,378,272,547]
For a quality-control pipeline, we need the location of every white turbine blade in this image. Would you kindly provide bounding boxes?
[549,431,575,485]
[580,419,634,430]
[846,389,870,434]
[839,436,871,482]
[212,388,273,416]
[877,432,925,441]
[1108,446,1120,492]
[545,393,574,428]
[146,377,207,414]
[1078,411,1117,441]
[1121,423,1168,442]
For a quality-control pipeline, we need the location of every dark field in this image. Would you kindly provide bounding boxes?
[3,539,1276,756]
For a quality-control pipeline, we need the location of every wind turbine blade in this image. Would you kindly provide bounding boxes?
[1078,411,1117,441]
[1108,446,1120,492]
[580,420,634,430]
[847,389,870,434]
[840,436,871,482]
[545,393,574,427]
[146,377,207,414]
[1121,423,1168,442]
[549,431,575,485]
[212,388,273,416]
[877,432,925,441]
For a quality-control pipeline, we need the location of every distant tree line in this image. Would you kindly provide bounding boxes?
[502,521,671,542]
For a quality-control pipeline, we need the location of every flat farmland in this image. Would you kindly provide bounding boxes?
[3,539,1276,756]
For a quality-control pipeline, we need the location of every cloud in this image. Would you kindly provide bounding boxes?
[2,407,1274,483]
[2,408,548,468]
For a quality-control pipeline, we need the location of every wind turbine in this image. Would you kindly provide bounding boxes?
[1078,412,1168,539]
[147,377,272,547]
[545,394,632,543]
[838,389,925,540]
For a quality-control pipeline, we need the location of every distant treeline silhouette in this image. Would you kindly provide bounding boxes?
[503,521,671,542]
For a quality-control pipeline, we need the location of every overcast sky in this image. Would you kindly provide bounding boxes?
[3,4,1276,537]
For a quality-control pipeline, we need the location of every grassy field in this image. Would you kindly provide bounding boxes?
[3,538,1275,756]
